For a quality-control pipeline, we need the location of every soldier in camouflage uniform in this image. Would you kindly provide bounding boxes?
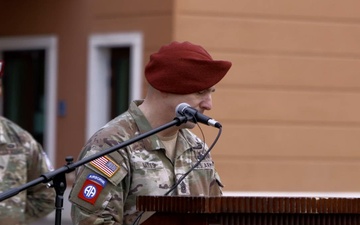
[0,60,56,224]
[69,41,232,225]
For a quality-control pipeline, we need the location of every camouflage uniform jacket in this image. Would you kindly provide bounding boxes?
[0,116,55,225]
[69,100,224,225]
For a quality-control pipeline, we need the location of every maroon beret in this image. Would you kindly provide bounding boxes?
[145,41,232,94]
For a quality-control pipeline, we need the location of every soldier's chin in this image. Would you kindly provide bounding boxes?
[183,121,197,129]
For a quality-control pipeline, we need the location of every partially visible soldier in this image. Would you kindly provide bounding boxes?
[0,60,55,225]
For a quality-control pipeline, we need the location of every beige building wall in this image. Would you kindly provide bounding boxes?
[1,0,360,194]
[174,0,360,192]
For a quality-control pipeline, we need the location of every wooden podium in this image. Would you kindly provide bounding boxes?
[136,195,360,225]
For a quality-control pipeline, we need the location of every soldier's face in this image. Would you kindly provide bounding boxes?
[167,86,216,129]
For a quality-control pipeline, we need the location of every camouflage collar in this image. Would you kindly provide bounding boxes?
[128,101,201,153]
[128,100,163,151]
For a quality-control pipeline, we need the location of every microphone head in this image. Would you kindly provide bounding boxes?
[175,103,190,117]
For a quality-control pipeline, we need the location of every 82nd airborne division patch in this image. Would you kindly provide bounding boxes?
[78,174,107,205]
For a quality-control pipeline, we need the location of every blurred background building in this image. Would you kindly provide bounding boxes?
[1,0,360,223]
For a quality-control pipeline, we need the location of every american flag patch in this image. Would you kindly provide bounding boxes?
[90,156,120,178]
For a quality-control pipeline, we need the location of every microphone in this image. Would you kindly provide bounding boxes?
[175,103,222,128]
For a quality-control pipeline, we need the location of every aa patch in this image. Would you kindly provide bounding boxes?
[90,155,120,178]
[78,174,107,205]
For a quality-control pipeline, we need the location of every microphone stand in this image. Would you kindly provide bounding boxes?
[0,116,188,225]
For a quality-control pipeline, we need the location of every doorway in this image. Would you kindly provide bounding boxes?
[0,36,58,163]
[86,33,143,139]
[2,50,45,144]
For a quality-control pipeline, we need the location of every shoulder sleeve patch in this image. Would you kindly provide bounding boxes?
[85,152,128,186]
[90,155,120,178]
[77,174,107,205]
[69,167,113,212]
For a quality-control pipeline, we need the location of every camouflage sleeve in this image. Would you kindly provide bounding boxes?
[69,150,129,225]
[209,170,224,196]
[25,140,56,223]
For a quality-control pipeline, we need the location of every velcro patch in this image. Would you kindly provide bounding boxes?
[78,174,107,205]
[90,155,120,178]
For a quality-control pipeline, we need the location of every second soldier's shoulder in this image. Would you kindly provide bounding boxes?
[0,116,37,144]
